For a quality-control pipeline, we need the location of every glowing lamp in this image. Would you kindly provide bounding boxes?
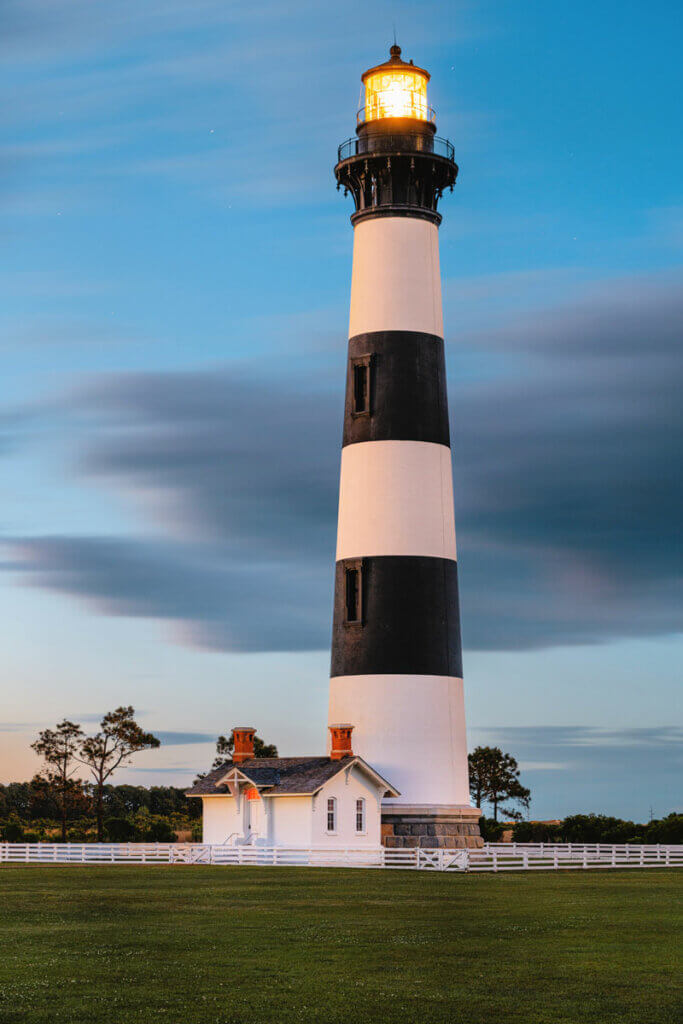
[360,44,430,124]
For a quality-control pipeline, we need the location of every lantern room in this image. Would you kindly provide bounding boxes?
[359,44,431,124]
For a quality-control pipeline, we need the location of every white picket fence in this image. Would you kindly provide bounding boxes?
[1,842,681,871]
[468,843,683,871]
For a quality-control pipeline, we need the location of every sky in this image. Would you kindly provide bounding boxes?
[1,0,681,821]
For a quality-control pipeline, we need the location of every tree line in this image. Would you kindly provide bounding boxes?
[0,781,201,842]
[485,812,682,845]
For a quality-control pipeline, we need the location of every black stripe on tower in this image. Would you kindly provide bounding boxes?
[344,331,450,447]
[330,556,463,678]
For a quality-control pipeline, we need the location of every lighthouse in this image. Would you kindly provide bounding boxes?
[328,46,482,848]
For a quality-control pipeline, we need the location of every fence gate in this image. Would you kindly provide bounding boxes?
[417,849,442,870]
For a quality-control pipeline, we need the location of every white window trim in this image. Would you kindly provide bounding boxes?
[326,796,337,834]
[355,797,366,835]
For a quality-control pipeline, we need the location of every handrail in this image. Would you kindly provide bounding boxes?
[337,134,455,164]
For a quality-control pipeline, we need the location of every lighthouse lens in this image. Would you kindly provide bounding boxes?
[364,69,428,122]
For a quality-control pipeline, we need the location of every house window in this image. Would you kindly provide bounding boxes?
[351,357,371,415]
[327,797,337,832]
[355,798,365,833]
[345,561,363,625]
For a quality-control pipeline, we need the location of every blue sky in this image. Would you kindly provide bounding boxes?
[1,0,681,820]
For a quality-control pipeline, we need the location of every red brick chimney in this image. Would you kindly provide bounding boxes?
[329,724,354,760]
[232,727,256,763]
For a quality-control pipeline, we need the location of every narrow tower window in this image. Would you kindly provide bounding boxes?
[351,356,371,415]
[355,798,365,833]
[344,561,363,625]
[327,797,337,832]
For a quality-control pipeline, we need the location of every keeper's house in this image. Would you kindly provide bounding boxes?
[186,726,399,847]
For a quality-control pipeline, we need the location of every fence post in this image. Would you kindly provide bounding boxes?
[582,851,587,869]
[523,850,528,870]
[612,847,616,867]
[665,847,670,866]
[493,849,498,873]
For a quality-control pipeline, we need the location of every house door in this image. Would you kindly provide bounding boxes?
[245,788,261,836]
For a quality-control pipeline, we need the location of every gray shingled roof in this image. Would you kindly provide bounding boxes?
[186,756,398,797]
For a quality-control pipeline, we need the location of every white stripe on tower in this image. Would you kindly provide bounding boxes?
[336,440,457,561]
[329,675,470,806]
[349,217,443,337]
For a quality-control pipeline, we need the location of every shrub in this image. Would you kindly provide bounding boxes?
[478,816,504,842]
[512,821,561,843]
[1,821,24,841]
[560,814,636,843]
[642,813,683,844]
[144,820,177,843]
[105,817,139,842]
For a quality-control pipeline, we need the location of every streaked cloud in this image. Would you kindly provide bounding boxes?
[154,731,216,746]
[480,725,683,749]
[4,270,681,654]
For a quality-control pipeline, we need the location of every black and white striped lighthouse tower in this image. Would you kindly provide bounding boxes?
[329,46,482,848]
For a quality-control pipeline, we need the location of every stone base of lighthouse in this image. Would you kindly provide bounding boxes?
[381,805,484,849]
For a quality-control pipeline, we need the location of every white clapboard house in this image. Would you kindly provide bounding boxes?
[186,726,399,847]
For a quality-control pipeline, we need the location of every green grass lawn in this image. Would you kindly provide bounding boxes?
[0,866,680,1024]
